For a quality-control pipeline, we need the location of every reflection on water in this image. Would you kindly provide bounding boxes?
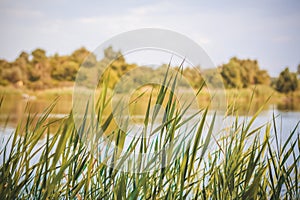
[0,94,72,128]
[277,101,300,111]
[0,93,299,135]
[0,95,299,168]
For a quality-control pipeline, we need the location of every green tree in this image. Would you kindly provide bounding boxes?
[275,67,298,94]
[27,48,49,82]
[104,46,122,60]
[220,58,243,88]
[220,57,270,88]
[51,61,79,81]
[0,60,10,85]
[13,52,31,83]
[255,70,271,85]
[182,67,203,88]
[18,51,29,62]
[32,48,46,63]
[2,67,22,83]
[71,47,90,64]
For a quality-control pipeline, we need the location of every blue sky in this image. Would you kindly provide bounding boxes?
[0,0,299,76]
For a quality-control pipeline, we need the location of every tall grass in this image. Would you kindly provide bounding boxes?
[0,68,299,199]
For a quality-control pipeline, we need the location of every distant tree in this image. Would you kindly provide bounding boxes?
[2,67,22,83]
[255,70,271,85]
[220,58,243,88]
[28,67,41,82]
[13,52,30,82]
[81,53,97,68]
[18,51,29,62]
[240,58,259,85]
[0,59,10,69]
[297,64,300,75]
[25,48,48,83]
[182,67,203,88]
[275,68,298,94]
[220,57,270,88]
[202,68,224,88]
[51,61,79,81]
[71,47,90,64]
[0,60,11,85]
[32,48,47,63]
[104,46,122,60]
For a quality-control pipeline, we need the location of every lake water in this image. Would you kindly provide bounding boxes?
[0,96,299,178]
[0,97,299,157]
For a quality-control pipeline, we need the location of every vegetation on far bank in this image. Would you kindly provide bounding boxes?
[0,47,299,94]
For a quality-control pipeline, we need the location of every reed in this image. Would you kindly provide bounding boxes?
[0,69,299,199]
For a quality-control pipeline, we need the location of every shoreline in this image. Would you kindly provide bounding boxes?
[1,85,300,111]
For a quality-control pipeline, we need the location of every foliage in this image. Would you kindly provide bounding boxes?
[0,47,139,90]
[182,67,204,88]
[275,67,298,94]
[1,67,22,83]
[0,70,299,199]
[220,57,271,88]
[0,47,298,94]
[51,61,79,81]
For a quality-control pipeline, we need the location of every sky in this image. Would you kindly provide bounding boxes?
[0,0,299,76]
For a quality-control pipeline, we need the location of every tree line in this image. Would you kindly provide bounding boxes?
[0,47,298,94]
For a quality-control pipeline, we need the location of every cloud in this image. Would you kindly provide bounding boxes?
[1,7,43,18]
[272,36,292,43]
[0,0,299,76]
[198,38,211,45]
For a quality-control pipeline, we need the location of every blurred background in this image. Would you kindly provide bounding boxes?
[0,0,299,130]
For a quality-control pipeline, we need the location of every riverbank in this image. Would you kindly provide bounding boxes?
[1,84,300,110]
